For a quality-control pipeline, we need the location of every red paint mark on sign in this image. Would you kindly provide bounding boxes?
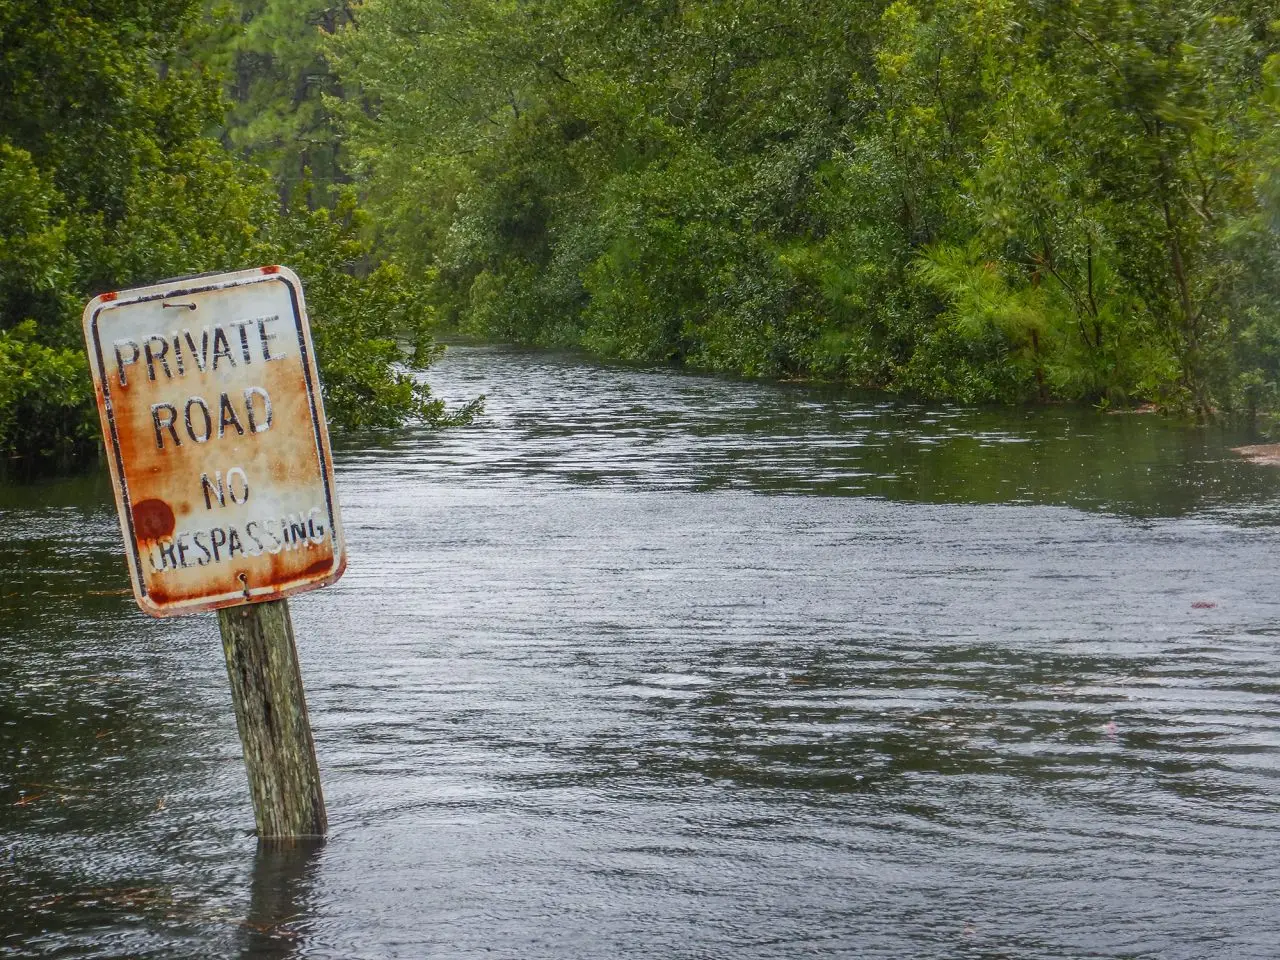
[100,292,118,302]
[132,499,176,540]
[261,265,281,274]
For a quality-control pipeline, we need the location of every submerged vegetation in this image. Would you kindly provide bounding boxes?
[2,0,1279,464]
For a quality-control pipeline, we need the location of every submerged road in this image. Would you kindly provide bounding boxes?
[4,345,1280,958]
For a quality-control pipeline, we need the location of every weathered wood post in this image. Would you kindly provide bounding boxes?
[219,599,326,838]
[82,266,346,843]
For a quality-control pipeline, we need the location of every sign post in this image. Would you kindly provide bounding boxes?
[83,265,345,839]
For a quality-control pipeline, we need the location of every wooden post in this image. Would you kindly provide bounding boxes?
[217,598,327,839]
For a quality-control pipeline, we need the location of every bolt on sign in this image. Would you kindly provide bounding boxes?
[83,266,346,617]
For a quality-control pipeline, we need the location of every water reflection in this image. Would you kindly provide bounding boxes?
[240,841,323,960]
[343,345,1280,520]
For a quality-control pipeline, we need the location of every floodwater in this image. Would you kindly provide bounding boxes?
[4,345,1280,958]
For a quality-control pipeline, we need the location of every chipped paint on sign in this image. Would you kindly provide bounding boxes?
[82,266,346,617]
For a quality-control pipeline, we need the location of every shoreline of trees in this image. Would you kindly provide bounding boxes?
[334,0,1280,419]
[3,0,1279,469]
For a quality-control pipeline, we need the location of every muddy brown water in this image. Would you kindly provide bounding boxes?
[4,345,1280,958]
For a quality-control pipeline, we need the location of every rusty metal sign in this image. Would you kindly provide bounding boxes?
[82,266,346,617]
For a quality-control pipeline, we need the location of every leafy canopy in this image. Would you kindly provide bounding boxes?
[331,0,1280,416]
[0,0,474,466]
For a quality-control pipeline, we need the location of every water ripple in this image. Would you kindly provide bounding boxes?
[3,346,1280,957]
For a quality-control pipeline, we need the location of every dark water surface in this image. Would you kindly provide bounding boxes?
[5,346,1280,958]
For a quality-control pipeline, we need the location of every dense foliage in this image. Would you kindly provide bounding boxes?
[206,0,349,208]
[5,0,1278,465]
[0,0,470,467]
[332,0,1280,415]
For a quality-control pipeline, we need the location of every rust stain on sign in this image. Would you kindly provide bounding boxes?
[82,266,346,617]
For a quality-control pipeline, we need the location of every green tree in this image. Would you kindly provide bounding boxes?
[209,0,351,208]
[0,0,471,467]
[329,0,1280,416]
